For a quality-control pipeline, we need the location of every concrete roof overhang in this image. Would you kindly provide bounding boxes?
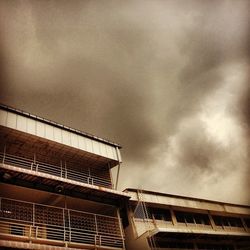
[0,105,122,168]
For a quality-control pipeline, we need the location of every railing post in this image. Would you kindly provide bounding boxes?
[94,214,98,234]
[208,212,216,230]
[65,162,67,179]
[108,162,114,189]
[35,226,38,238]
[88,167,91,184]
[68,209,71,242]
[33,203,35,226]
[116,209,125,249]
[63,208,66,242]
[33,153,36,171]
[3,144,6,164]
[29,225,32,240]
[60,160,63,178]
[170,208,177,226]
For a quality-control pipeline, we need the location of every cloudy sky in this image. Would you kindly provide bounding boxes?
[0,0,249,204]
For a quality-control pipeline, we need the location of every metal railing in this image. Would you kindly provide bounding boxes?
[0,152,112,188]
[0,197,125,249]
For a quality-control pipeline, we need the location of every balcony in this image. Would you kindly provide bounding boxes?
[0,197,125,249]
[0,152,112,188]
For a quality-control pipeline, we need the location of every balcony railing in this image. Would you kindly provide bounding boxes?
[0,152,112,188]
[0,197,124,249]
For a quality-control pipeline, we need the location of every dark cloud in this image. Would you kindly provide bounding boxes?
[0,0,249,203]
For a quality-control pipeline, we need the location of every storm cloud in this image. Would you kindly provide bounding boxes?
[0,0,249,204]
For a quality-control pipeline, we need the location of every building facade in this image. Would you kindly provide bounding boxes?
[124,189,250,250]
[0,104,129,250]
[0,105,250,250]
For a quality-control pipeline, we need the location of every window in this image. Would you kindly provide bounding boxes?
[175,211,210,225]
[197,243,234,250]
[149,207,171,221]
[212,215,243,228]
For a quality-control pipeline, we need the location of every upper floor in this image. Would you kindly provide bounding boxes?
[0,105,129,206]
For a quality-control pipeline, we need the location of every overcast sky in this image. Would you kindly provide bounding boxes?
[0,0,249,204]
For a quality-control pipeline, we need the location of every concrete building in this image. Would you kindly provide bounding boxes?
[0,104,249,250]
[0,104,129,250]
[124,189,250,250]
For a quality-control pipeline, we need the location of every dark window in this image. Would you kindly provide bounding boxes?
[152,239,194,249]
[194,213,210,225]
[149,207,171,221]
[175,211,186,223]
[175,211,210,225]
[197,243,234,250]
[213,215,243,228]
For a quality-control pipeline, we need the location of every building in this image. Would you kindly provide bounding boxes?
[124,189,250,250]
[0,104,129,250]
[0,104,250,250]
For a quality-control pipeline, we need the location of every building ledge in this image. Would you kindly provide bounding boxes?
[0,163,130,206]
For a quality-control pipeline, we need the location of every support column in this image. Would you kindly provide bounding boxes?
[115,147,122,190]
[117,208,125,249]
[208,212,216,230]
[170,207,177,226]
[3,144,6,163]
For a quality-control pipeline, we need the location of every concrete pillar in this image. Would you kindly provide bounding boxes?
[170,207,177,226]
[208,212,216,230]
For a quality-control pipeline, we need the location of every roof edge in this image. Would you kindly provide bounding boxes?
[124,188,250,208]
[0,103,121,149]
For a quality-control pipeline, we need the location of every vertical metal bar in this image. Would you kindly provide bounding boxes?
[115,147,121,190]
[208,213,216,230]
[3,144,6,163]
[60,160,63,178]
[33,203,35,226]
[108,162,114,189]
[63,208,66,242]
[115,163,121,190]
[33,152,36,172]
[116,209,125,249]
[65,162,67,179]
[68,209,71,242]
[94,214,98,234]
[170,208,177,226]
[88,167,91,182]
[29,225,32,240]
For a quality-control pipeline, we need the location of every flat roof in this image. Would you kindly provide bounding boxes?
[124,188,250,209]
[0,103,121,148]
